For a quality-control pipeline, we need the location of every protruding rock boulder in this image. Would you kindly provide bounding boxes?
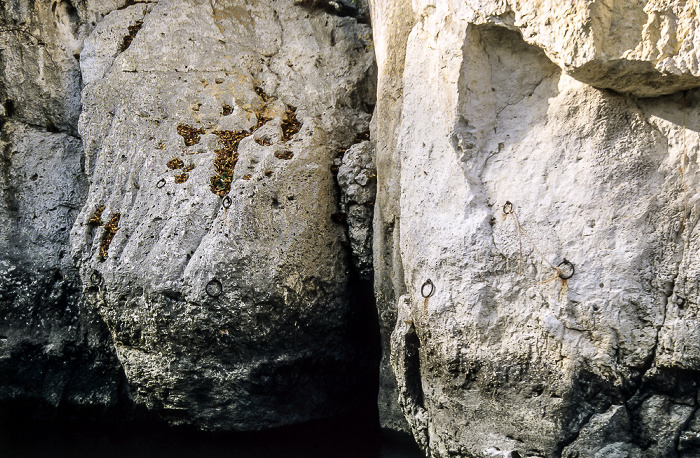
[70,0,376,430]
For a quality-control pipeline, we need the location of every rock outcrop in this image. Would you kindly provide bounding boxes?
[2,0,378,431]
[69,0,376,430]
[7,0,700,454]
[1,0,126,419]
[372,0,700,456]
[337,139,376,280]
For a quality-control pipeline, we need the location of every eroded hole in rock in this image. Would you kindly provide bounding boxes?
[281,106,302,142]
[404,325,424,408]
[120,20,143,52]
[4,99,15,117]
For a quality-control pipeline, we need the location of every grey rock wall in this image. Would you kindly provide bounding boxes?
[337,139,376,280]
[372,0,700,456]
[2,0,379,432]
[0,0,126,419]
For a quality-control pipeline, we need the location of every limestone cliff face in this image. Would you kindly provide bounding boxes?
[6,0,700,454]
[373,0,700,456]
[2,0,378,429]
[70,0,376,430]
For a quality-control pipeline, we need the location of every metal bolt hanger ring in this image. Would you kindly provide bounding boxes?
[503,201,514,215]
[90,270,102,286]
[421,279,435,298]
[205,279,223,297]
[557,259,575,280]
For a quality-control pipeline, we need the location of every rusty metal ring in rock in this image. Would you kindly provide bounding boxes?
[421,279,435,298]
[557,259,575,280]
[503,201,514,215]
[156,178,166,189]
[205,279,223,298]
[222,195,232,209]
[90,270,102,286]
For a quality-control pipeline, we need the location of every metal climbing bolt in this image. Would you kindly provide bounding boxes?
[421,279,435,298]
[205,279,223,297]
[557,259,575,280]
[90,270,102,286]
[503,201,514,215]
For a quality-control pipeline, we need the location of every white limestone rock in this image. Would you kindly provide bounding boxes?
[71,0,376,430]
[372,0,700,455]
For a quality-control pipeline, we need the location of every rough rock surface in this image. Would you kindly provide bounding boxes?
[70,0,376,430]
[369,0,415,434]
[337,140,376,280]
[465,0,700,97]
[0,0,127,419]
[373,0,700,456]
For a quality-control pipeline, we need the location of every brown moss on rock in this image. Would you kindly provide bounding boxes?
[175,173,189,183]
[281,106,302,142]
[177,124,205,146]
[166,157,184,169]
[99,213,121,259]
[274,150,294,160]
[88,204,105,226]
[209,130,249,196]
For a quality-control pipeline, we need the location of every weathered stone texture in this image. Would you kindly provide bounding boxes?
[337,140,376,280]
[0,121,125,418]
[373,0,700,456]
[70,0,376,430]
[0,0,126,418]
[369,0,415,433]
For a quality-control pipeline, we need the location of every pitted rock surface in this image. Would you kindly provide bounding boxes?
[337,140,376,280]
[372,0,700,455]
[70,0,376,430]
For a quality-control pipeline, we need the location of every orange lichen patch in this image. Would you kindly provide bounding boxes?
[281,106,302,142]
[174,173,189,183]
[242,174,252,180]
[183,163,195,172]
[255,137,272,146]
[156,142,166,150]
[177,124,206,146]
[166,157,184,169]
[88,205,105,227]
[99,213,121,259]
[120,21,143,52]
[274,150,294,160]
[222,105,233,116]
